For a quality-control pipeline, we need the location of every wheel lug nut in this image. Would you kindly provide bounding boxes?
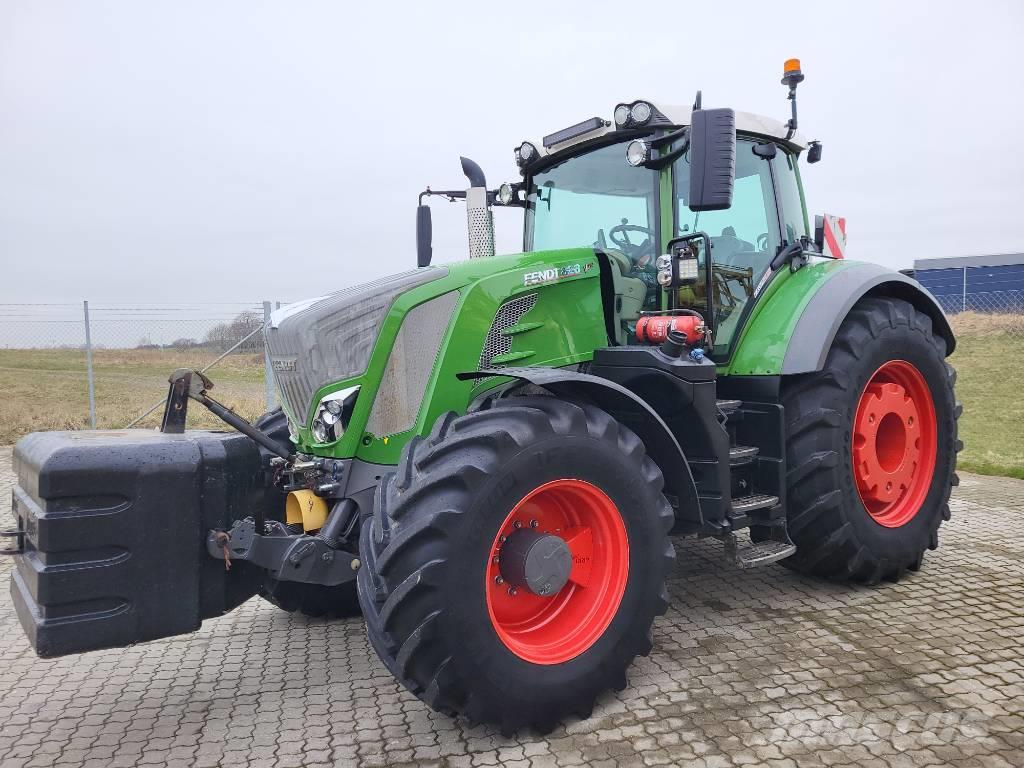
[499,535,507,543]
[494,575,504,585]
[530,519,539,528]
[507,586,518,596]
[513,521,522,529]
[492,556,500,564]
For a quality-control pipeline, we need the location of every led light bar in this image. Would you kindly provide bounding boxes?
[542,117,606,149]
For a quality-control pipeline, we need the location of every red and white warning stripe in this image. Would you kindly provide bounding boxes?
[816,213,847,259]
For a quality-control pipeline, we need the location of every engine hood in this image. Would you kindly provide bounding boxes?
[265,268,448,425]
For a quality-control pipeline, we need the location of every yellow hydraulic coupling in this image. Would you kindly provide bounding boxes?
[285,490,329,532]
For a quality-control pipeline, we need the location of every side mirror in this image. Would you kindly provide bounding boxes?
[416,204,433,268]
[807,140,822,164]
[688,108,736,212]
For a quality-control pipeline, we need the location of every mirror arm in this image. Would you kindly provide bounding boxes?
[419,187,467,204]
[644,137,690,171]
[769,241,801,271]
[650,126,689,149]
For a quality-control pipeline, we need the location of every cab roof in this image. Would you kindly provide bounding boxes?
[528,100,807,164]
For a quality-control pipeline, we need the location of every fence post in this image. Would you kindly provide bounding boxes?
[263,301,275,412]
[83,300,97,429]
[962,267,967,312]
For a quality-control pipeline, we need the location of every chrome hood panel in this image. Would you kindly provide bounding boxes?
[265,268,447,425]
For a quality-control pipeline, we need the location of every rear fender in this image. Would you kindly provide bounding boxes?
[458,367,702,526]
[728,260,955,377]
[782,263,955,373]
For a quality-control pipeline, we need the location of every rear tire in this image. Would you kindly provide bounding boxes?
[780,297,961,583]
[357,397,674,734]
[253,408,362,619]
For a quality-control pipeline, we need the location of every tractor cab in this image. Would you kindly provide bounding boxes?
[524,121,811,356]
[417,60,831,360]
[512,96,814,358]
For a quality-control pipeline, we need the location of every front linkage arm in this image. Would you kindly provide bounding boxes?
[161,369,363,586]
[160,368,293,460]
[207,512,360,585]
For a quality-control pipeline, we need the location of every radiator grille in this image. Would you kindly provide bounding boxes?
[478,293,538,370]
[365,291,459,438]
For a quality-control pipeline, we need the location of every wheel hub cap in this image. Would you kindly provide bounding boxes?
[499,530,572,597]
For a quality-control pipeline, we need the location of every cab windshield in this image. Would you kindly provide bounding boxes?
[526,141,661,307]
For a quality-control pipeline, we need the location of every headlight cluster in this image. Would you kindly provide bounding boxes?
[625,139,650,167]
[613,100,655,129]
[655,249,701,288]
[514,142,538,168]
[310,385,359,444]
[656,254,673,286]
[497,182,515,205]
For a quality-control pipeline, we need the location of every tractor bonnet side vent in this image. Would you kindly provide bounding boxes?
[364,290,460,439]
[478,293,538,370]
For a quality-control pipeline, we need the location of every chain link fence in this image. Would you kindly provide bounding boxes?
[0,302,285,443]
[924,283,1023,478]
[1,287,1022,476]
[933,290,1024,323]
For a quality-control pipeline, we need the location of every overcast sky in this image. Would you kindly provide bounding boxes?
[1,0,1022,304]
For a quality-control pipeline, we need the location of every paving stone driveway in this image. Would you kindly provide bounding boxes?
[0,445,1021,768]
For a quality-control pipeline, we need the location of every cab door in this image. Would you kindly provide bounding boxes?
[672,139,791,358]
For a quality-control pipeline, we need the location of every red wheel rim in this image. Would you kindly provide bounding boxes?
[852,360,937,527]
[485,479,629,665]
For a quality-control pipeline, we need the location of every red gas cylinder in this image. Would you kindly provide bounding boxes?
[635,314,706,347]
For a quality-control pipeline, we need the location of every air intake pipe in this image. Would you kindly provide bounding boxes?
[461,156,495,259]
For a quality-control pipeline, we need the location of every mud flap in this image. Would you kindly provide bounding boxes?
[9,429,276,657]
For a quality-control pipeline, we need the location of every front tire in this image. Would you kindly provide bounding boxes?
[781,297,961,583]
[357,397,674,734]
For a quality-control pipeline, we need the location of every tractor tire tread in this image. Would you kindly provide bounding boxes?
[779,297,959,584]
[358,397,674,734]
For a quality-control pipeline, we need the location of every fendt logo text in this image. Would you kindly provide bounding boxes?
[523,263,587,287]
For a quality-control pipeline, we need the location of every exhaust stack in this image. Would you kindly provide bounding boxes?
[461,156,495,259]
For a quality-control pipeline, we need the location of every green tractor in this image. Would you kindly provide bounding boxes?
[8,61,960,734]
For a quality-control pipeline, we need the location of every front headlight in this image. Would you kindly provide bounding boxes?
[625,139,650,167]
[310,385,359,444]
[630,101,653,125]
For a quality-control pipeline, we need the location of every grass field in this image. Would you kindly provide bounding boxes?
[1,313,1021,478]
[946,313,1024,479]
[0,347,266,441]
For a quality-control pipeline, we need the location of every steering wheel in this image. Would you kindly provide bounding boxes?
[608,222,656,260]
[756,232,770,251]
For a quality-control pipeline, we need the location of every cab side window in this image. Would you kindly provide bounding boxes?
[771,150,809,245]
[676,140,781,272]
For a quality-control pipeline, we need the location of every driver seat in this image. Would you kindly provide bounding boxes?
[713,226,751,262]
